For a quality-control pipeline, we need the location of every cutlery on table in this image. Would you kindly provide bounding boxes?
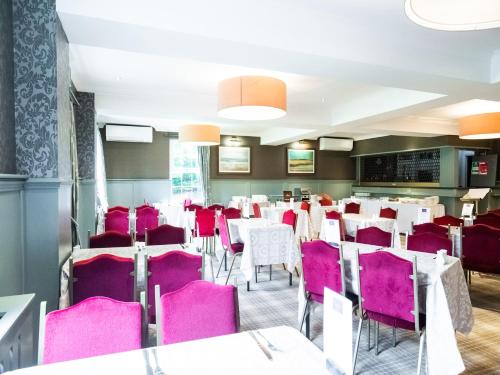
[256,330,281,352]
[248,331,273,361]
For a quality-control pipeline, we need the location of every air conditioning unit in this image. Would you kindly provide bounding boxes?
[105,125,153,143]
[318,137,353,151]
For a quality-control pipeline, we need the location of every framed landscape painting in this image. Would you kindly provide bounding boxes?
[287,149,315,174]
[218,146,251,174]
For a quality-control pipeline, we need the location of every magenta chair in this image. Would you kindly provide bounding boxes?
[407,232,453,256]
[208,204,225,211]
[325,210,341,220]
[155,280,239,345]
[146,224,185,245]
[70,254,136,305]
[462,224,500,281]
[474,213,500,229]
[185,204,203,212]
[221,207,241,219]
[345,202,361,214]
[433,215,463,227]
[252,203,262,218]
[356,226,392,247]
[147,250,202,323]
[412,222,448,237]
[104,210,129,235]
[300,240,346,339]
[325,210,347,241]
[89,231,133,248]
[136,206,159,241]
[379,207,397,219]
[107,205,129,213]
[300,201,311,213]
[216,214,245,287]
[195,208,216,254]
[135,203,152,211]
[282,209,297,231]
[38,296,143,364]
[354,251,425,374]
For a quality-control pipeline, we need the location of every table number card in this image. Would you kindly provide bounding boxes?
[417,207,431,224]
[321,219,341,247]
[323,287,352,375]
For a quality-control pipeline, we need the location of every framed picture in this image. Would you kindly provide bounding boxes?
[287,149,315,174]
[218,146,251,174]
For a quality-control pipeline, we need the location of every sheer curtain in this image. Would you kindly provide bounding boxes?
[70,98,79,246]
[95,128,108,233]
[197,146,211,205]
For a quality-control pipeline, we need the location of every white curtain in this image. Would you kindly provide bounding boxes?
[197,146,211,205]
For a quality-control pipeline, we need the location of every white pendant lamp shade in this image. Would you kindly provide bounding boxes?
[458,113,500,139]
[405,0,500,31]
[178,124,220,145]
[218,76,287,121]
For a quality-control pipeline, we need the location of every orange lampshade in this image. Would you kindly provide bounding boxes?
[458,113,500,140]
[178,124,220,145]
[218,76,286,121]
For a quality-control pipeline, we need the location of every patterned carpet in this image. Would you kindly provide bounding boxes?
[213,255,500,375]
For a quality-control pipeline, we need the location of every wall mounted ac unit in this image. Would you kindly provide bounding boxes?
[105,125,153,143]
[318,137,353,151]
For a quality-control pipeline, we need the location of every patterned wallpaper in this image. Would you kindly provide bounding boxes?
[0,0,17,174]
[75,92,96,180]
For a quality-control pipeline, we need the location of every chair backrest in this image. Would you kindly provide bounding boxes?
[489,208,500,215]
[300,201,311,213]
[147,251,202,323]
[183,198,192,208]
[136,207,159,240]
[104,210,129,234]
[319,198,333,206]
[72,254,135,304]
[407,232,453,256]
[218,214,232,251]
[39,297,142,364]
[474,213,500,229]
[185,204,203,212]
[325,210,341,220]
[221,207,241,220]
[107,205,129,213]
[89,231,133,248]
[282,209,297,230]
[135,203,151,211]
[146,224,185,246]
[379,207,397,219]
[433,215,464,227]
[356,226,392,247]
[207,204,225,211]
[357,251,419,331]
[462,224,500,274]
[301,241,344,302]
[345,202,360,214]
[195,208,215,236]
[412,222,448,237]
[156,280,239,345]
[252,203,262,218]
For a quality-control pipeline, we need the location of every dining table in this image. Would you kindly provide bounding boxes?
[260,206,313,240]
[339,213,401,248]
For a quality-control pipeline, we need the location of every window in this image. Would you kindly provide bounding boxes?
[169,139,203,203]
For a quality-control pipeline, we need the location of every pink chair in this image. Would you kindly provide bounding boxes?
[221,207,241,219]
[345,202,361,214]
[195,208,216,253]
[104,210,129,235]
[319,198,333,206]
[185,204,203,212]
[379,207,397,219]
[70,254,136,305]
[208,204,225,211]
[325,211,347,241]
[462,224,500,277]
[135,203,152,211]
[136,206,159,241]
[300,201,311,213]
[216,214,245,287]
[107,205,129,213]
[147,251,202,323]
[407,232,453,256]
[89,231,133,248]
[353,251,425,374]
[282,209,297,231]
[356,226,392,247]
[325,210,341,220]
[146,224,185,245]
[433,215,464,227]
[252,203,262,218]
[412,222,448,237]
[474,213,500,229]
[300,240,346,339]
[156,280,239,345]
[38,297,143,364]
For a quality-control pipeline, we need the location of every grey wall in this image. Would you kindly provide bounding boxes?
[0,0,16,174]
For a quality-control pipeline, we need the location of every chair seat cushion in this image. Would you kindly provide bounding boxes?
[367,310,426,331]
[230,242,244,253]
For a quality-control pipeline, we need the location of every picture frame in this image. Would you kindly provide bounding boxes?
[218,146,251,174]
[287,149,315,174]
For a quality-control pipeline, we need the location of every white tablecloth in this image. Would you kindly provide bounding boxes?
[260,207,313,240]
[309,205,339,237]
[298,242,473,375]
[227,219,299,281]
[340,213,401,248]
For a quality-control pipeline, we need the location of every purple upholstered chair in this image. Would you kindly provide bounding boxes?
[355,226,392,247]
[216,214,244,286]
[104,210,129,235]
[70,254,136,305]
[252,203,262,218]
[208,204,225,211]
[345,202,361,214]
[136,206,159,242]
[300,201,311,213]
[379,207,397,219]
[146,224,185,245]
[474,213,500,229]
[353,251,425,374]
[155,280,239,345]
[89,231,133,248]
[107,205,129,213]
[412,222,448,237]
[38,297,142,364]
[282,209,298,231]
[185,204,203,212]
[433,215,464,227]
[221,207,242,220]
[462,224,500,278]
[300,240,346,339]
[407,232,453,256]
[194,208,216,253]
[147,250,202,323]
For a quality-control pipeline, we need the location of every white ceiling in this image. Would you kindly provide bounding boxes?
[57,0,500,144]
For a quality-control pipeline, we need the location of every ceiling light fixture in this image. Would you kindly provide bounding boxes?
[458,112,500,139]
[218,76,287,121]
[405,0,500,31]
[178,124,220,145]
